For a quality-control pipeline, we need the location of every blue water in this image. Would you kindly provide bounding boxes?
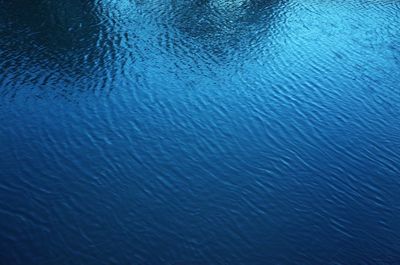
[1,0,400,264]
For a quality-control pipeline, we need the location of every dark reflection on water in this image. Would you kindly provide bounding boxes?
[1,0,400,264]
[0,0,110,98]
[1,0,101,48]
[170,0,284,53]
[1,0,288,98]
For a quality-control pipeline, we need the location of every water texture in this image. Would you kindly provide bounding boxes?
[1,0,400,264]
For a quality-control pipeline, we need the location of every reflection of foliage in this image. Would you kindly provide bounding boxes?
[0,0,110,98]
[1,0,102,49]
[0,0,285,99]
[173,0,278,34]
[168,0,283,55]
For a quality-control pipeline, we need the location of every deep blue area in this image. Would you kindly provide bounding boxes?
[1,0,400,264]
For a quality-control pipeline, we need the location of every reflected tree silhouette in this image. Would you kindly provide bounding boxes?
[0,0,285,99]
[169,0,284,55]
[1,0,102,50]
[0,0,108,99]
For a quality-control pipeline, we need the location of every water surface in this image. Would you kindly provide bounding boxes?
[1,0,400,264]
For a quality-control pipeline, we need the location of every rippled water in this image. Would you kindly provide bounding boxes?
[1,0,400,264]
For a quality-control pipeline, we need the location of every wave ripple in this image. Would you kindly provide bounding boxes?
[1,0,400,264]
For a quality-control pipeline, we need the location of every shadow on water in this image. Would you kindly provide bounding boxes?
[170,0,285,56]
[0,0,286,99]
[0,0,101,50]
[132,0,286,61]
[0,0,110,99]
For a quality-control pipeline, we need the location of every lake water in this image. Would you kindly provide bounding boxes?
[1,0,400,264]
